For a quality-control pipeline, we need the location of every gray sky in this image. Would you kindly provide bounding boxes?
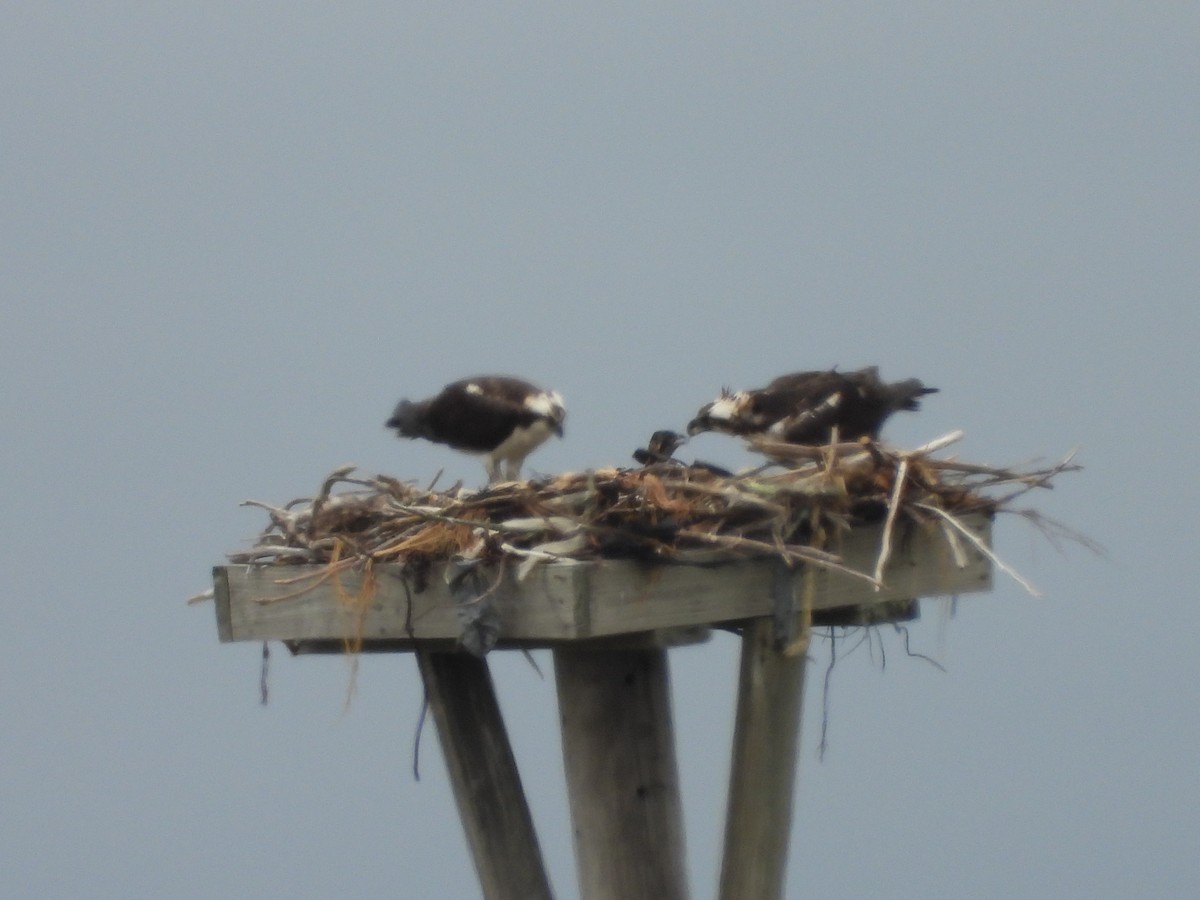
[3,4,1197,898]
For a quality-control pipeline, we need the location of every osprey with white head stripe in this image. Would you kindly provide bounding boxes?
[387,376,566,483]
[687,366,937,445]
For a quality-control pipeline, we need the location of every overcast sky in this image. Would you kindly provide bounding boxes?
[3,4,1197,898]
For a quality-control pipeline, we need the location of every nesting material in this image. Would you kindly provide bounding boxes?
[229,431,1079,595]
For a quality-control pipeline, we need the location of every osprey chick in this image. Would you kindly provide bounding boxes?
[633,430,688,466]
[687,366,936,445]
[632,429,733,476]
[387,376,565,482]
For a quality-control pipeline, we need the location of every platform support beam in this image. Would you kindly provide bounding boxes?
[417,650,554,900]
[554,647,690,900]
[718,618,809,900]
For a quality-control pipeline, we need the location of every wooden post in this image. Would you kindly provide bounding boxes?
[416,650,554,900]
[554,647,689,900]
[718,617,808,900]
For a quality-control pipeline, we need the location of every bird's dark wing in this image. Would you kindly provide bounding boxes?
[762,369,829,392]
[748,371,851,431]
[776,392,853,443]
[420,379,546,452]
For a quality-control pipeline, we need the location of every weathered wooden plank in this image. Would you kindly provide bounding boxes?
[214,514,992,645]
[417,650,554,900]
[718,617,807,900]
[214,561,585,643]
[554,647,689,900]
[213,567,234,642]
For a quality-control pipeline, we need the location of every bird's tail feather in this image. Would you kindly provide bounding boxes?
[386,399,428,438]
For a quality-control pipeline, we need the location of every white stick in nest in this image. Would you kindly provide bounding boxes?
[915,502,1042,598]
[904,429,965,457]
[872,456,909,588]
[678,529,883,589]
[494,516,579,535]
[502,534,589,581]
[938,518,970,569]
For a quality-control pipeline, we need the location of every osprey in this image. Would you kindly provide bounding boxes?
[387,376,566,482]
[687,366,937,445]
[633,430,688,466]
[632,429,733,477]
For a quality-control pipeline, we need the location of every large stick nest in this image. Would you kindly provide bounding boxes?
[229,431,1081,591]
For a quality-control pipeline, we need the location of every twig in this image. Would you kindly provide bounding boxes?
[1008,507,1106,558]
[656,478,788,515]
[386,504,512,534]
[986,450,1082,505]
[915,502,1042,598]
[308,464,359,535]
[938,518,970,568]
[677,529,883,589]
[239,500,302,539]
[873,457,908,587]
[228,546,317,564]
[906,430,965,456]
[255,556,359,604]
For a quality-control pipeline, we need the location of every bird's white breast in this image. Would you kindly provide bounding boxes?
[490,419,556,463]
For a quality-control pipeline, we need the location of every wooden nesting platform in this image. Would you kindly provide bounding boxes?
[214,512,991,652]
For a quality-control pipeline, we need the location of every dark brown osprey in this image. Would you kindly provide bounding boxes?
[687,366,937,445]
[632,429,734,477]
[632,430,688,466]
[387,376,565,482]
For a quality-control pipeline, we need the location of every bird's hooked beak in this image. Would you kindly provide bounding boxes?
[686,409,712,436]
[688,390,740,436]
